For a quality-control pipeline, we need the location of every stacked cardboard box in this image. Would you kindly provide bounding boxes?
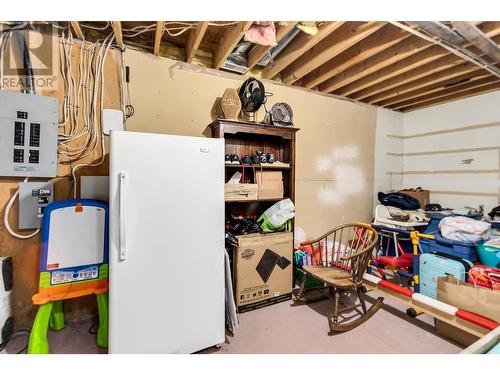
[256,171,284,200]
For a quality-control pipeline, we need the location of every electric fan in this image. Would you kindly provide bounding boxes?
[239,77,266,114]
[268,102,294,126]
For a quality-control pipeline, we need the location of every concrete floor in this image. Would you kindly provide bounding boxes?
[4,291,462,354]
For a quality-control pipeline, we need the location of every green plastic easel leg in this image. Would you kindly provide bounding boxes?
[96,292,108,348]
[49,300,65,331]
[28,302,53,354]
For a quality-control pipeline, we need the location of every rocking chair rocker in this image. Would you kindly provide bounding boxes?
[294,223,383,333]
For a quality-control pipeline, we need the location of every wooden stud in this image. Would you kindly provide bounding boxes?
[319,36,432,93]
[376,69,491,108]
[112,21,124,50]
[302,24,409,89]
[154,21,165,56]
[186,21,209,63]
[452,22,500,62]
[246,22,297,71]
[213,21,253,70]
[280,22,384,85]
[398,79,500,112]
[261,21,344,80]
[70,21,84,40]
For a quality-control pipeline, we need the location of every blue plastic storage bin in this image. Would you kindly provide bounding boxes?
[419,232,479,262]
[424,214,449,234]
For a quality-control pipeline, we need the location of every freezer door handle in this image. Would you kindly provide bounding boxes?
[119,172,127,261]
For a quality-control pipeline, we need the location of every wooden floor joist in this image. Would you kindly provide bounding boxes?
[112,21,124,50]
[70,21,84,40]
[50,20,500,110]
[355,25,500,103]
[279,22,384,85]
[213,21,253,69]
[375,69,491,107]
[261,21,344,80]
[319,36,432,93]
[186,21,209,63]
[335,45,450,97]
[301,24,409,89]
[399,79,500,112]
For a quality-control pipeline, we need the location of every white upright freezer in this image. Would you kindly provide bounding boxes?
[108,131,225,354]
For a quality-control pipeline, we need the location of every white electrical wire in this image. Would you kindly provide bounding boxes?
[4,178,40,239]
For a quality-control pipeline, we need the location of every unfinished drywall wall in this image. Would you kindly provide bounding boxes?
[123,49,378,243]
[2,39,377,329]
[374,108,404,210]
[402,90,500,213]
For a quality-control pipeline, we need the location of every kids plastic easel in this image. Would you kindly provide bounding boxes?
[28,199,109,354]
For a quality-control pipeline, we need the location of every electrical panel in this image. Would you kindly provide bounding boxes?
[18,182,54,229]
[0,91,58,177]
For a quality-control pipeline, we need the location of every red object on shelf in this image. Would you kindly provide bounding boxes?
[456,309,500,331]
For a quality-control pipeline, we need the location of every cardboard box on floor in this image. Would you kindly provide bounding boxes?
[232,232,292,312]
[399,190,430,208]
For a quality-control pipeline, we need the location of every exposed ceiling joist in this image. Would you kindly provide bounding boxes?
[410,21,465,45]
[280,21,384,85]
[452,21,500,62]
[154,21,164,56]
[350,25,500,102]
[112,21,124,50]
[246,22,297,71]
[302,25,409,89]
[369,62,480,104]
[398,78,500,112]
[261,21,344,80]
[364,36,500,104]
[213,21,253,69]
[336,45,448,97]
[391,21,500,79]
[319,36,431,93]
[388,71,494,109]
[70,21,84,40]
[186,21,209,63]
[378,70,491,108]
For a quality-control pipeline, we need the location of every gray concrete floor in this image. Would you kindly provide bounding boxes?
[4,291,462,354]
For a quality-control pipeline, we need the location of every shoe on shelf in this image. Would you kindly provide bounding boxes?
[259,153,268,163]
[251,155,261,165]
[230,154,240,164]
[267,153,275,163]
[225,154,231,164]
[242,155,252,165]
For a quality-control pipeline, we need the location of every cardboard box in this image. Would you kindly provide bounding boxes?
[434,319,478,347]
[399,190,430,208]
[232,232,293,312]
[225,183,258,201]
[256,171,284,200]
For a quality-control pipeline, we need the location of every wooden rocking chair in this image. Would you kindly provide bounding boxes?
[294,223,383,333]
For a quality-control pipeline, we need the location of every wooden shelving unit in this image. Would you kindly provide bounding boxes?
[209,119,299,226]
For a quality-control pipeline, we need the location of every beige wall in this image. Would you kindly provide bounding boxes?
[2,41,377,328]
[124,49,378,244]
